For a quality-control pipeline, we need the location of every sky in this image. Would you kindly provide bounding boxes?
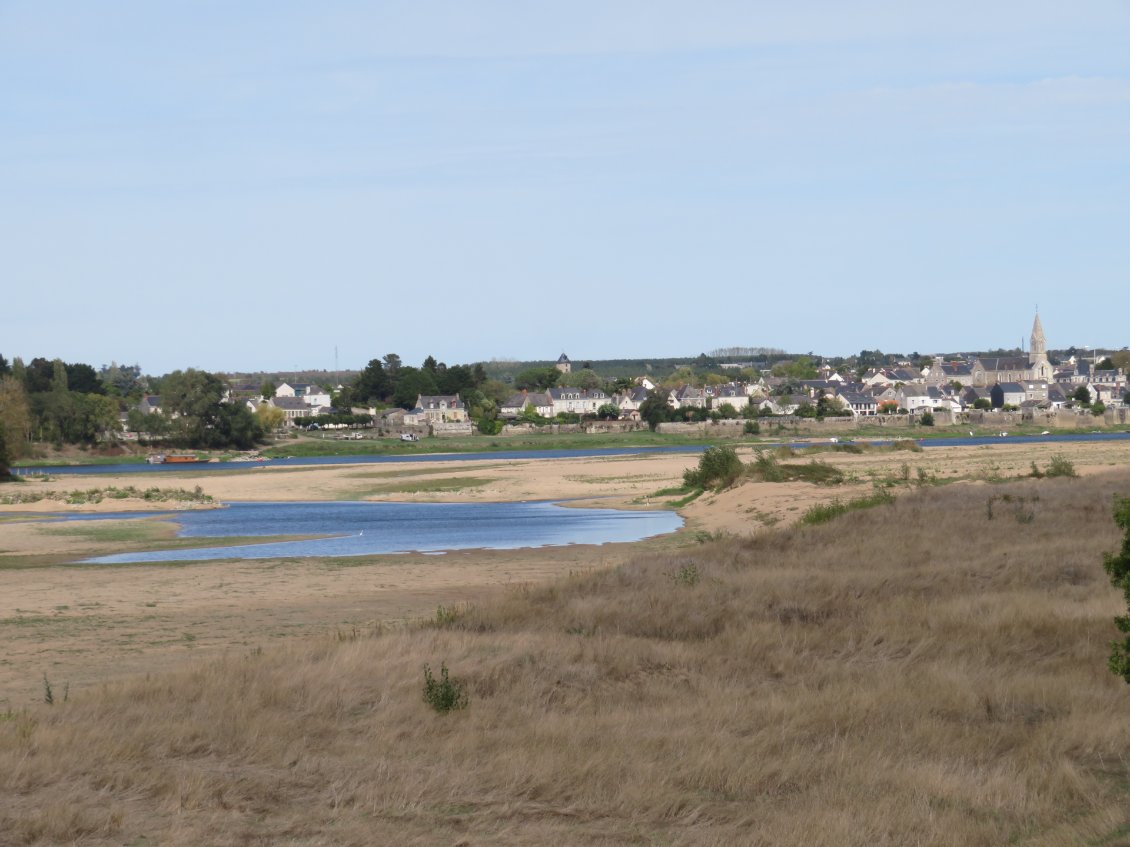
[2,1,1128,375]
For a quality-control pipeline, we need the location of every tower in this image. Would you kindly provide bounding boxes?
[1028,312,1053,381]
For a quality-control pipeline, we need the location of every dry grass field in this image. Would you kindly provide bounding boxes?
[2,453,1130,845]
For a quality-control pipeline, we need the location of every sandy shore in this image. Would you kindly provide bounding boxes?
[2,438,1128,705]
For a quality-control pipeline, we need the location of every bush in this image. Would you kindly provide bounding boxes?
[422,663,468,714]
[743,420,760,435]
[1104,498,1130,683]
[919,411,934,426]
[683,446,743,489]
[1045,455,1077,478]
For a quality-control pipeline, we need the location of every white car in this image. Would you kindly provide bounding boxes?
[399,432,419,442]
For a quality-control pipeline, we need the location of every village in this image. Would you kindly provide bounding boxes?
[142,313,1128,439]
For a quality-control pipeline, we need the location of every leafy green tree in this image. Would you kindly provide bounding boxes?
[973,398,992,410]
[0,354,9,377]
[514,367,559,391]
[0,376,31,458]
[260,380,278,398]
[99,362,144,397]
[771,356,819,380]
[352,359,390,405]
[639,394,673,430]
[714,403,739,419]
[1073,386,1092,406]
[65,362,104,394]
[574,368,603,390]
[438,364,475,396]
[255,403,286,432]
[595,403,620,420]
[161,369,260,448]
[1104,498,1130,683]
[1092,401,1106,416]
[392,367,438,409]
[51,359,68,393]
[212,403,262,450]
[22,358,54,394]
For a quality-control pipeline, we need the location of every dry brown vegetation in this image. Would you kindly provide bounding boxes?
[4,469,1130,845]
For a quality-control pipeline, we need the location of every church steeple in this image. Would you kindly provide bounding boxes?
[1030,311,1046,361]
[1028,311,1052,381]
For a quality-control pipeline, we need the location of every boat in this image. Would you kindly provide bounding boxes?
[163,454,208,464]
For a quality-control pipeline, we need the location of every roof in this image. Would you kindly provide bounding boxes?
[416,394,464,409]
[557,353,571,363]
[270,396,309,410]
[977,357,1029,372]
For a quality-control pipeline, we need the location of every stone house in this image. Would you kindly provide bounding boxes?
[414,394,467,424]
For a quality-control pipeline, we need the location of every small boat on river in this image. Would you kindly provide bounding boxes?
[146,453,208,465]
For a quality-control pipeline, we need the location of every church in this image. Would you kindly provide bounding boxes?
[970,314,1055,387]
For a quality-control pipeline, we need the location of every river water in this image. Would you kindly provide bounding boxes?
[69,500,683,564]
[16,432,1130,477]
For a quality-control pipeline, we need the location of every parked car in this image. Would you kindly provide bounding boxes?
[399,432,419,442]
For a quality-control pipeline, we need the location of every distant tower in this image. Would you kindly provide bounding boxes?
[555,353,572,374]
[1028,312,1053,381]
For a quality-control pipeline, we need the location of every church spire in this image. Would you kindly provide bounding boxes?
[1030,312,1046,360]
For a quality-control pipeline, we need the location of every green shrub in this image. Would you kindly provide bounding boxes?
[683,446,743,489]
[743,420,760,435]
[799,491,895,526]
[1104,498,1130,683]
[423,663,468,714]
[670,562,701,585]
[1045,455,1077,478]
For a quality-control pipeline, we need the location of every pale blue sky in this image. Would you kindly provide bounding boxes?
[2,2,1128,374]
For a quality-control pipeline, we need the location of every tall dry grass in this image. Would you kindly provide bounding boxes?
[3,472,1130,845]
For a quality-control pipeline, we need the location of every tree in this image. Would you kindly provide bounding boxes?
[639,394,673,430]
[352,359,390,405]
[714,403,739,420]
[1104,498,1130,683]
[0,354,9,377]
[919,411,935,426]
[514,366,558,392]
[0,376,31,459]
[1092,401,1106,417]
[255,403,286,433]
[392,367,438,409]
[0,427,10,480]
[160,369,258,448]
[595,403,620,420]
[260,380,278,399]
[973,398,992,410]
[1073,386,1092,406]
[65,362,104,394]
[771,356,819,380]
[1097,357,1115,371]
[99,362,143,397]
[574,368,603,390]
